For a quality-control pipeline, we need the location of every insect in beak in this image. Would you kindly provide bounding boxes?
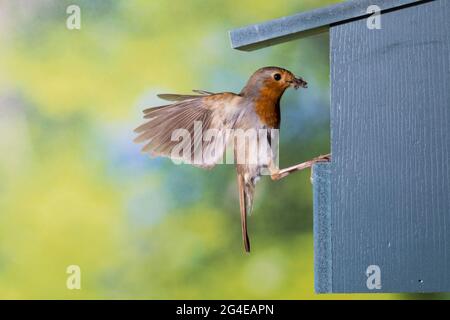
[289,77,308,89]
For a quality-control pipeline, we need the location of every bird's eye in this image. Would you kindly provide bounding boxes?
[273,73,282,81]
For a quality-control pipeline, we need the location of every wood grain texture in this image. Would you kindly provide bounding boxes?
[329,0,450,292]
[313,162,332,293]
[229,0,427,51]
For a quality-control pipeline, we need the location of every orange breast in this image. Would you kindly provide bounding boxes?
[254,84,282,128]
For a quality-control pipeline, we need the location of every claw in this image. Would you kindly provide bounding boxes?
[313,153,331,162]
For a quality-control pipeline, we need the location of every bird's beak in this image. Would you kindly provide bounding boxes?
[290,76,308,89]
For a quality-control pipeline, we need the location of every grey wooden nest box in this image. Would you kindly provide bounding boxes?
[230,0,450,293]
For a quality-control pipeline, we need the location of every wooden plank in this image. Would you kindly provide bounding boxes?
[312,162,332,293]
[229,0,429,51]
[328,0,450,293]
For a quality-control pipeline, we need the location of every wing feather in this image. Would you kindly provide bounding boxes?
[134,92,243,168]
[192,89,214,95]
[156,90,214,102]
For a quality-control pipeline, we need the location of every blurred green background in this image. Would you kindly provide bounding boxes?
[0,0,444,299]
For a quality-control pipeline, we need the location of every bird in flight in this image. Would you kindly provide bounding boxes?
[134,66,330,253]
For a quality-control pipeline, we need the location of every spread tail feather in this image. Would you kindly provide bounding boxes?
[237,174,254,253]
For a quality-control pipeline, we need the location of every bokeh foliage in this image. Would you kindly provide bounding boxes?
[0,0,436,299]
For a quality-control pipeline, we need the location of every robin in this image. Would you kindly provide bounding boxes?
[134,66,330,253]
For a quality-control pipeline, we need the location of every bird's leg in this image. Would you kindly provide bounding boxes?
[270,153,330,181]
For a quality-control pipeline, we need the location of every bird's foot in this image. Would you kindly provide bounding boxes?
[271,153,331,181]
[312,153,331,163]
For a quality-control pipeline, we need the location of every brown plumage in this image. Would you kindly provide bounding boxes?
[134,66,329,253]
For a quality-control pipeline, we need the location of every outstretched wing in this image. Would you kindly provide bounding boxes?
[134,92,244,168]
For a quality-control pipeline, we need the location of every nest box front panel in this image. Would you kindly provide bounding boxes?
[322,0,450,293]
